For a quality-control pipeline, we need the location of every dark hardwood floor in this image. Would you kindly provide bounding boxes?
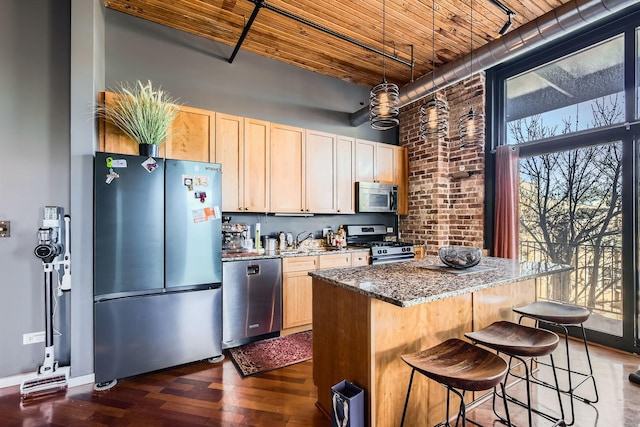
[1,341,639,426]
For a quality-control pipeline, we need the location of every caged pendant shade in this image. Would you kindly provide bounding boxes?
[370,0,399,130]
[459,107,484,149]
[419,0,449,141]
[370,80,400,130]
[458,0,484,149]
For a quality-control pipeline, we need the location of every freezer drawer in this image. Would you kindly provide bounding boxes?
[222,259,282,348]
[94,288,221,383]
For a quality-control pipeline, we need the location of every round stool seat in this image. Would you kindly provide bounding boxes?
[514,301,591,325]
[465,321,559,357]
[401,338,508,392]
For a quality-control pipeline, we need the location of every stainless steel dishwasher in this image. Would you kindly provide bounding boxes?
[222,258,282,349]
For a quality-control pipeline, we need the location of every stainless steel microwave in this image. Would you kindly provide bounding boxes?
[356,182,398,213]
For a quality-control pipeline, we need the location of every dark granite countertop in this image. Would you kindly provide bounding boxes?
[308,255,571,307]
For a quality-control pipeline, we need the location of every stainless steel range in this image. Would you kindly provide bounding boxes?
[345,224,415,264]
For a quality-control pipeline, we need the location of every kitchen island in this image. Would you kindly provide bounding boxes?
[309,255,571,427]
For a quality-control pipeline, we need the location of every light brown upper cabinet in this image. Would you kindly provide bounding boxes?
[355,139,393,183]
[164,105,215,162]
[335,135,356,214]
[270,124,306,213]
[99,91,215,162]
[302,130,355,214]
[242,118,271,212]
[305,130,337,214]
[216,114,270,212]
[355,139,409,215]
[215,113,243,212]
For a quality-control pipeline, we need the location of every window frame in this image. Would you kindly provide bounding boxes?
[485,5,640,352]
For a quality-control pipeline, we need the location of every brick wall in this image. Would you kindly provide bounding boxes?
[399,73,486,254]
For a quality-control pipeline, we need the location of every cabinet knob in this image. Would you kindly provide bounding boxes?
[337,210,341,213]
[245,207,249,210]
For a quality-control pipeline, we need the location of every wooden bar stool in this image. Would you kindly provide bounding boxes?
[514,301,599,425]
[400,338,511,427]
[465,321,566,427]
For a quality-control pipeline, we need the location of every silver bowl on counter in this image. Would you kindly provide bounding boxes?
[438,246,482,269]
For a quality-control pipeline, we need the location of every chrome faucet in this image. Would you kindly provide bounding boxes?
[295,231,313,248]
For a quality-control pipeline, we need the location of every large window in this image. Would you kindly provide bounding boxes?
[488,7,640,351]
[506,35,625,144]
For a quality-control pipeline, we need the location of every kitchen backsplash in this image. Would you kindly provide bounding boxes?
[224,212,397,240]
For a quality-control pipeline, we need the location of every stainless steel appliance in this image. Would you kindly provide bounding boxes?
[346,224,415,264]
[356,182,398,213]
[222,258,282,349]
[222,218,248,253]
[94,152,223,384]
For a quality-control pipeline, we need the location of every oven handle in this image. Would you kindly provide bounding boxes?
[390,191,398,213]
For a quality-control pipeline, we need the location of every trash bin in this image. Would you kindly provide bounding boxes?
[331,380,364,427]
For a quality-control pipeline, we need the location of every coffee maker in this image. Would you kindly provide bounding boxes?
[221,216,248,253]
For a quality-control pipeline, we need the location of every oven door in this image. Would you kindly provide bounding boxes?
[357,182,398,213]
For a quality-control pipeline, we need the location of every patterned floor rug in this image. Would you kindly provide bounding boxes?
[228,331,313,377]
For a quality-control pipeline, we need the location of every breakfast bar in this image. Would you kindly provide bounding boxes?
[309,256,571,427]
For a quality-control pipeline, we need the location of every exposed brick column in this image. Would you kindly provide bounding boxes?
[398,74,486,254]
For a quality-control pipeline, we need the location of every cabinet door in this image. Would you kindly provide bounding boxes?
[318,253,352,269]
[99,92,164,156]
[164,106,215,162]
[394,145,409,215]
[215,113,244,212]
[376,143,395,183]
[336,136,355,214]
[351,252,370,266]
[270,124,305,213]
[306,130,336,213]
[355,139,376,182]
[282,271,313,329]
[283,255,318,273]
[244,118,270,212]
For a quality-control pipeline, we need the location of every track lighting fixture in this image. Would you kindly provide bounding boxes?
[498,13,514,36]
[488,0,516,36]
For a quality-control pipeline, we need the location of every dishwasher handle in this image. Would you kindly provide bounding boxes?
[246,264,260,275]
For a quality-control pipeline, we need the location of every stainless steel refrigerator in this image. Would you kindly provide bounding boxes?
[94,152,223,383]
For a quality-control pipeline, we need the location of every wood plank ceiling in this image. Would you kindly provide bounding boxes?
[104,0,569,88]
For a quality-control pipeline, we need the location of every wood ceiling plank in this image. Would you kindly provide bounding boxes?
[104,0,575,87]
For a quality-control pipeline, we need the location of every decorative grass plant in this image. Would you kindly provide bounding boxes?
[97,80,180,147]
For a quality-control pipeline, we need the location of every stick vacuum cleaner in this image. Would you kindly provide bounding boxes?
[20,206,71,398]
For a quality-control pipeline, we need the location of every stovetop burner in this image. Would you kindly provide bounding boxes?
[344,224,415,264]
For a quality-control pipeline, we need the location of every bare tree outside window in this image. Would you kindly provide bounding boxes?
[509,95,624,333]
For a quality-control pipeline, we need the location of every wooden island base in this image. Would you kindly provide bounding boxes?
[312,277,536,427]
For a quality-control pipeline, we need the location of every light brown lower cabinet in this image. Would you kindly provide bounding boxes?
[281,252,368,334]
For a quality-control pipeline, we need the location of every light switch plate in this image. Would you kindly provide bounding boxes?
[0,221,9,237]
[386,226,394,234]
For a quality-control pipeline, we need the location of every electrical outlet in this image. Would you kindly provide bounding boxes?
[23,331,45,345]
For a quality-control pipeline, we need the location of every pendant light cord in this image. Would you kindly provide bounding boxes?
[382,0,387,81]
[431,0,436,93]
[470,0,473,79]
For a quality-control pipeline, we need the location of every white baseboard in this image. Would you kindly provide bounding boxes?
[0,370,95,390]
[68,373,95,387]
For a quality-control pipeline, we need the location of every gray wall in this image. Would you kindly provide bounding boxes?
[1,1,395,381]
[104,9,396,144]
[0,1,71,377]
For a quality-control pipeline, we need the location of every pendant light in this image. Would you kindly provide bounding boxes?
[370,0,399,130]
[419,0,449,141]
[458,0,484,149]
